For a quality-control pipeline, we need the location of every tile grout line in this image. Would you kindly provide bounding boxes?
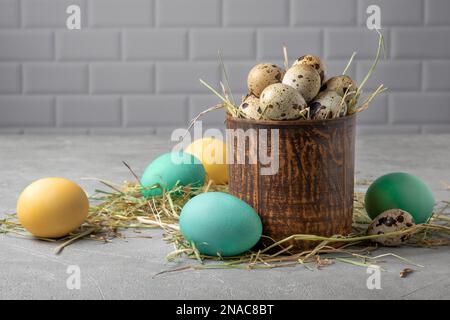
[18,0,23,28]
[422,0,426,26]
[153,0,158,28]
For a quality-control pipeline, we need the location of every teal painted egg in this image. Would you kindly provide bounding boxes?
[179,192,262,257]
[365,172,435,224]
[140,152,205,198]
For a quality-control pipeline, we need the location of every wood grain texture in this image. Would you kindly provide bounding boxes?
[226,114,356,251]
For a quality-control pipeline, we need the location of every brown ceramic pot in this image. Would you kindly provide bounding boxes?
[226,114,356,251]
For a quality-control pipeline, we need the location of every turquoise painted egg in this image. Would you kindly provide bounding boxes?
[140,152,205,198]
[365,172,435,224]
[179,192,262,256]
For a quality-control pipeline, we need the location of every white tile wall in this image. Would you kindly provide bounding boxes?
[0,0,449,134]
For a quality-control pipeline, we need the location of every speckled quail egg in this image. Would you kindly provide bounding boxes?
[309,90,347,119]
[293,54,325,82]
[260,83,306,120]
[320,75,358,105]
[282,64,321,103]
[239,94,264,120]
[247,63,285,98]
[367,209,415,246]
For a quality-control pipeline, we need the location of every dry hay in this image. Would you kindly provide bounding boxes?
[1,177,449,274]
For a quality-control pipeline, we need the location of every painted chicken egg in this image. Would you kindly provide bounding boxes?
[367,209,415,246]
[309,90,347,119]
[260,83,306,120]
[17,178,89,238]
[282,64,321,103]
[140,152,206,198]
[365,172,435,224]
[180,192,262,256]
[247,63,285,97]
[185,137,228,185]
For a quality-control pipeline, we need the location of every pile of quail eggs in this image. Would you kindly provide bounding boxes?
[240,55,357,121]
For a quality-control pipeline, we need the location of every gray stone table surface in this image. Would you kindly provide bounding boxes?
[0,134,449,300]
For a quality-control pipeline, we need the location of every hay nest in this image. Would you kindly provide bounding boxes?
[1,177,449,273]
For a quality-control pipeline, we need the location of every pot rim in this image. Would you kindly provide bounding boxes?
[226,112,356,126]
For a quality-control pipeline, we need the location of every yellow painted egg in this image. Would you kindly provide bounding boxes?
[17,178,89,238]
[185,137,228,185]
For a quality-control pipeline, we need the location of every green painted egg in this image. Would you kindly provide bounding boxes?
[140,152,205,198]
[365,172,435,224]
[179,192,262,257]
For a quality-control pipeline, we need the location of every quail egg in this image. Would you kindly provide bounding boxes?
[320,75,357,105]
[260,83,306,120]
[367,209,415,246]
[293,54,325,82]
[247,63,285,97]
[309,90,347,119]
[282,64,321,103]
[239,94,264,120]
